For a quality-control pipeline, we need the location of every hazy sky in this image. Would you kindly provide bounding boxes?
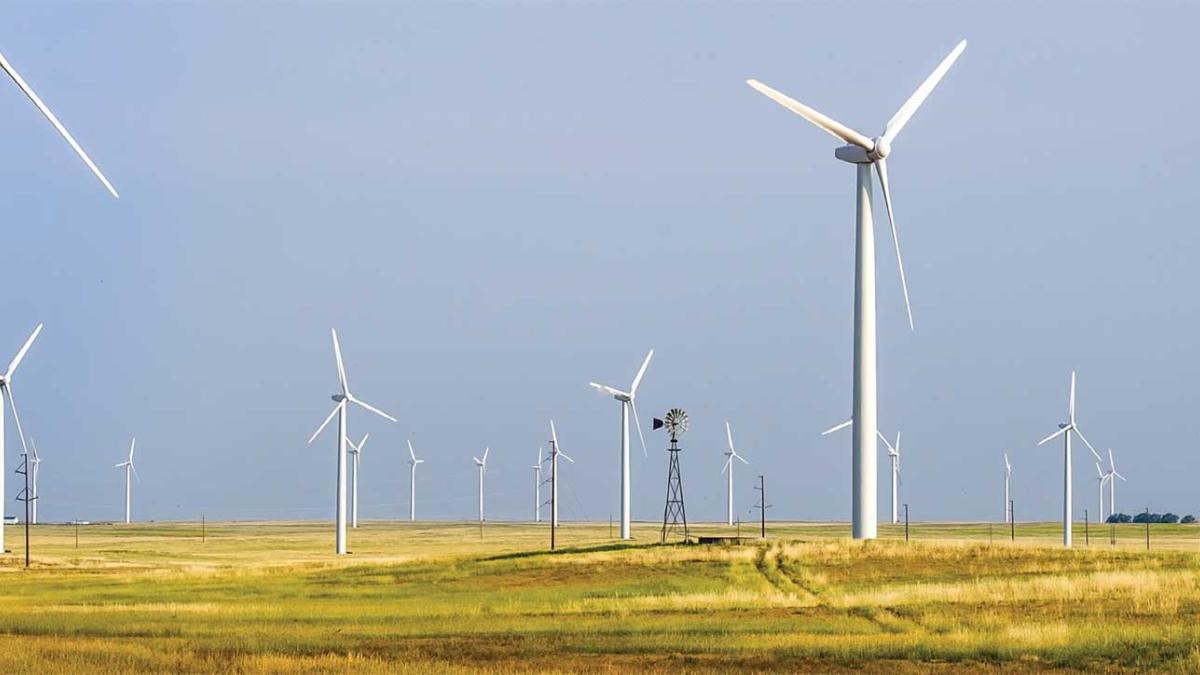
[2,3,1197,526]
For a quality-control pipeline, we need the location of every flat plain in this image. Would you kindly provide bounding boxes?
[1,520,1199,672]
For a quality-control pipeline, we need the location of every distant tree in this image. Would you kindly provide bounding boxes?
[1161,513,1180,524]
[1133,512,1157,524]
[1108,513,1132,523]
[1182,515,1197,524]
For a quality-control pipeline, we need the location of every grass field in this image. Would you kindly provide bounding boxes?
[2,519,1199,672]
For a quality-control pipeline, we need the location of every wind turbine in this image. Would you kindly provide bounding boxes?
[113,438,137,524]
[1094,462,1109,524]
[748,40,967,539]
[1,324,41,551]
[1105,448,1127,517]
[1003,452,1012,523]
[532,446,543,523]
[1,49,119,197]
[407,440,423,521]
[28,438,41,524]
[722,422,749,527]
[877,432,902,525]
[347,433,369,528]
[473,447,490,523]
[1037,371,1103,547]
[589,349,653,540]
[308,329,396,555]
[548,420,574,529]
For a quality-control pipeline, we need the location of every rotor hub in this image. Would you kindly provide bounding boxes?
[868,137,890,161]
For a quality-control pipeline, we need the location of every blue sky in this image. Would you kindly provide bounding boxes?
[1,2,1197,525]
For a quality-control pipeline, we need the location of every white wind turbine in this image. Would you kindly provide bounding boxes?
[532,446,543,523]
[1003,452,1012,523]
[473,447,490,523]
[1105,448,1127,517]
[407,440,423,521]
[348,433,369,528]
[114,438,137,524]
[589,349,653,540]
[308,329,396,555]
[28,438,42,524]
[548,420,574,529]
[722,422,749,526]
[1037,371,1103,548]
[1,49,119,197]
[1,324,41,551]
[1094,462,1109,524]
[749,40,967,539]
[877,432,903,524]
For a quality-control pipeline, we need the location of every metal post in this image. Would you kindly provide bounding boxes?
[904,503,909,542]
[1145,508,1150,551]
[1084,509,1089,546]
[23,454,30,568]
[1010,500,1015,542]
[752,475,768,539]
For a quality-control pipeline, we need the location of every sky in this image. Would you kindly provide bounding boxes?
[1,2,1198,527]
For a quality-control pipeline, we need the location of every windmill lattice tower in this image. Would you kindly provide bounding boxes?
[655,408,690,544]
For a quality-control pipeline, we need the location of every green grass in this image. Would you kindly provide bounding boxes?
[1,520,1199,672]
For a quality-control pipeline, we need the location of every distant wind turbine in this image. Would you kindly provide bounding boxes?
[1,49,119,197]
[407,440,423,521]
[348,433,369,528]
[548,420,574,529]
[1037,371,1103,548]
[1,324,41,551]
[748,40,967,539]
[113,438,138,524]
[1003,452,1012,524]
[589,349,653,540]
[1094,462,1109,523]
[473,447,490,522]
[878,432,902,524]
[532,446,543,523]
[28,438,42,524]
[308,329,396,555]
[722,422,749,526]
[1104,448,1127,517]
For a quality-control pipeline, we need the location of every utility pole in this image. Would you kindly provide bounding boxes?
[1084,509,1089,546]
[903,503,909,542]
[752,475,770,539]
[1145,507,1151,551]
[15,453,34,568]
[1010,500,1015,542]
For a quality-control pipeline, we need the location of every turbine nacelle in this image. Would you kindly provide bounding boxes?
[834,137,890,165]
[332,394,347,403]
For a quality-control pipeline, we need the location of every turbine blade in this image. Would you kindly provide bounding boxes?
[5,323,43,379]
[1037,426,1068,446]
[875,429,895,453]
[1069,371,1076,424]
[1108,448,1116,471]
[350,395,397,423]
[726,421,735,452]
[559,451,575,464]
[874,159,913,331]
[736,453,750,465]
[1073,426,1101,461]
[746,79,874,150]
[130,463,140,483]
[590,382,628,399]
[823,418,853,435]
[408,439,417,462]
[721,456,732,474]
[331,329,348,395]
[482,446,489,463]
[882,40,967,145]
[630,349,654,396]
[307,402,342,444]
[550,419,559,449]
[129,437,136,462]
[354,433,369,455]
[0,51,120,198]
[630,400,648,457]
[4,385,31,458]
[1114,471,1127,481]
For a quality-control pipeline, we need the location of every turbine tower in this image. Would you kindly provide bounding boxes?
[407,440,423,521]
[878,432,902,524]
[28,438,41,524]
[1,324,41,551]
[113,438,137,523]
[1,49,119,197]
[1037,371,1103,548]
[473,447,490,522]
[1003,452,1012,523]
[348,433,369,528]
[308,329,396,555]
[722,422,749,526]
[589,349,653,540]
[548,420,574,529]
[748,40,967,539]
[1105,448,1126,517]
[532,446,543,523]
